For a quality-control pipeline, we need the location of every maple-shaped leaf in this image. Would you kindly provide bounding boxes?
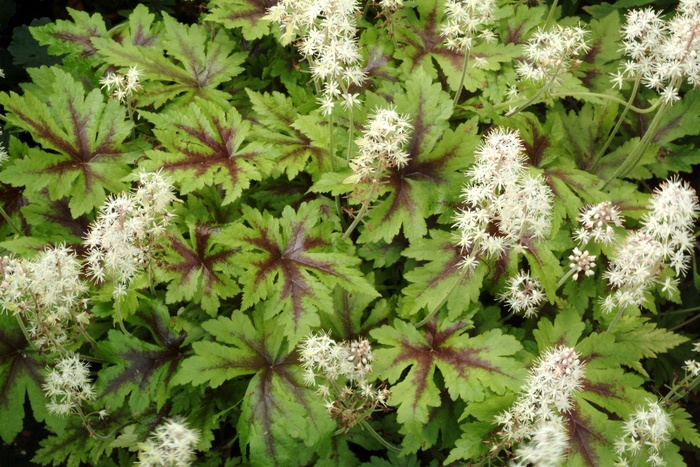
[159,221,240,316]
[33,419,115,467]
[95,303,186,414]
[29,8,107,63]
[394,0,519,94]
[357,71,479,243]
[400,230,487,319]
[246,89,329,180]
[370,318,525,445]
[222,200,379,342]
[92,10,246,108]
[173,310,335,466]
[206,0,276,40]
[0,66,134,217]
[140,98,273,205]
[533,310,663,466]
[0,314,54,443]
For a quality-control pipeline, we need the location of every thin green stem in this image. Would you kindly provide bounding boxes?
[359,419,401,453]
[505,84,551,117]
[341,199,372,241]
[0,205,23,236]
[661,305,700,315]
[670,312,700,332]
[115,299,130,336]
[416,265,469,328]
[544,0,559,28]
[606,306,626,332]
[15,314,40,353]
[346,107,354,165]
[328,112,336,172]
[453,50,471,109]
[555,268,576,290]
[496,91,658,114]
[590,75,641,172]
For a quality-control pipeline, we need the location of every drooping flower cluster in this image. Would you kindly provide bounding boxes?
[602,177,699,313]
[346,107,412,187]
[42,354,95,417]
[574,201,625,246]
[453,128,553,270]
[0,245,90,352]
[137,417,200,467]
[615,400,673,467]
[516,24,590,85]
[299,331,391,430]
[85,171,178,298]
[498,271,545,318]
[440,0,497,52]
[496,346,585,464]
[264,0,365,115]
[100,66,143,104]
[615,1,700,102]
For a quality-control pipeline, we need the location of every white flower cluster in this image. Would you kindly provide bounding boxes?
[100,66,143,103]
[85,171,178,299]
[683,342,700,377]
[0,245,90,352]
[602,177,699,313]
[498,271,545,319]
[616,1,700,102]
[440,0,497,52]
[568,247,596,281]
[516,24,590,85]
[615,400,672,467]
[378,0,402,13]
[137,417,200,467]
[496,346,585,465]
[574,201,625,246]
[299,331,390,429]
[264,0,365,116]
[346,107,412,186]
[42,354,95,417]
[453,128,553,270]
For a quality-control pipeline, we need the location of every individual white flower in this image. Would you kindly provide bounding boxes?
[100,67,143,103]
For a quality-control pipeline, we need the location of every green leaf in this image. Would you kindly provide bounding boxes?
[29,8,107,63]
[95,307,186,414]
[0,314,50,443]
[0,67,133,217]
[401,230,487,319]
[160,222,240,316]
[206,0,276,40]
[358,71,478,243]
[370,319,525,447]
[610,316,688,376]
[174,311,335,466]
[223,200,378,341]
[33,420,114,467]
[246,89,329,180]
[93,11,246,108]
[141,99,273,205]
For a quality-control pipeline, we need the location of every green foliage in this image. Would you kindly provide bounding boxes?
[1,0,699,466]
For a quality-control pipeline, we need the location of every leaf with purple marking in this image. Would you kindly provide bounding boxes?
[357,69,479,243]
[0,67,134,217]
[223,200,379,341]
[159,222,240,316]
[30,8,108,63]
[370,318,525,445]
[141,98,273,205]
[206,0,277,40]
[93,10,246,108]
[173,310,335,465]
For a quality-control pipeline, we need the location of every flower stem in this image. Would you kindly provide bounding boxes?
[453,51,471,108]
[590,75,641,172]
[544,0,559,28]
[359,419,401,453]
[15,314,40,353]
[341,199,372,241]
[0,205,23,236]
